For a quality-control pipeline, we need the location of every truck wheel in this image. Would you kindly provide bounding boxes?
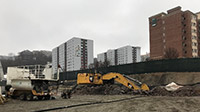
[11,95,17,99]
[26,94,33,101]
[37,96,43,100]
[44,95,50,100]
[19,94,26,101]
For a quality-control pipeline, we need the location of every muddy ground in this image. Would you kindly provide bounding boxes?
[1,95,200,112]
[130,72,200,86]
[2,72,200,112]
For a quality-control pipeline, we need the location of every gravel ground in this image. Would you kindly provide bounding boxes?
[1,95,200,112]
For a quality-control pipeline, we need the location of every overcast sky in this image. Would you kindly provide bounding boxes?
[0,0,200,57]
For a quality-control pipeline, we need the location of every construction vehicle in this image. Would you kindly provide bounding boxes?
[77,72,149,91]
[62,72,149,99]
[7,79,54,100]
[6,64,59,101]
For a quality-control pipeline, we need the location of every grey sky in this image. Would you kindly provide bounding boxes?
[0,0,200,57]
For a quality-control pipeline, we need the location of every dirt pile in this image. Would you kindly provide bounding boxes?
[150,84,200,96]
[72,84,200,96]
[130,72,200,86]
[73,84,140,95]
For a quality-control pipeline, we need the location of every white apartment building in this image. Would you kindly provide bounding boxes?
[0,61,4,94]
[97,52,106,63]
[0,61,4,80]
[97,45,141,66]
[52,47,59,76]
[106,50,116,65]
[52,37,94,74]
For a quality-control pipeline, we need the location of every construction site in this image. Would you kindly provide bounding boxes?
[1,0,200,111]
[1,62,200,112]
[1,49,200,112]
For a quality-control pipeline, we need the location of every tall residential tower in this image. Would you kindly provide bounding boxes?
[52,37,93,74]
[149,6,200,60]
[97,45,141,66]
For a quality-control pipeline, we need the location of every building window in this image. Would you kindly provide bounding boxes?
[185,51,187,54]
[192,23,196,27]
[192,29,197,33]
[191,15,197,20]
[182,16,186,20]
[192,49,197,53]
[182,43,187,47]
[162,21,165,24]
[163,33,165,37]
[163,39,165,43]
[182,36,186,40]
[151,18,157,27]
[192,42,197,47]
[163,27,165,30]
[182,29,186,33]
[192,36,197,40]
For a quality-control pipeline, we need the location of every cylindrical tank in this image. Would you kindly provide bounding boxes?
[11,79,33,90]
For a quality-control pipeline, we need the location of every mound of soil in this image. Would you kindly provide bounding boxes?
[130,72,200,86]
[150,84,200,96]
[73,84,140,95]
[72,84,200,96]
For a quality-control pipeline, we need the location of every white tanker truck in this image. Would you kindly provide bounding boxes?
[6,64,59,101]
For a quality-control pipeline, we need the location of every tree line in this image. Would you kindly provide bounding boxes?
[0,50,52,74]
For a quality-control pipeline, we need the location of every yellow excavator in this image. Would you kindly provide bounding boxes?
[77,72,149,91]
[61,72,149,99]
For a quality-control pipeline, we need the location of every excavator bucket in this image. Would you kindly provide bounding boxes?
[140,84,150,91]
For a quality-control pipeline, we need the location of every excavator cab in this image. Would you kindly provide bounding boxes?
[77,73,103,85]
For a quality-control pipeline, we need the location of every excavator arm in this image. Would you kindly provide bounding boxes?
[102,73,149,91]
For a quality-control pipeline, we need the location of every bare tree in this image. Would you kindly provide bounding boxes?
[1,50,52,73]
[102,59,110,67]
[89,59,111,69]
[164,47,179,59]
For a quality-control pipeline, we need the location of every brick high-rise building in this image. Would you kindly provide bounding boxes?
[149,6,200,60]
